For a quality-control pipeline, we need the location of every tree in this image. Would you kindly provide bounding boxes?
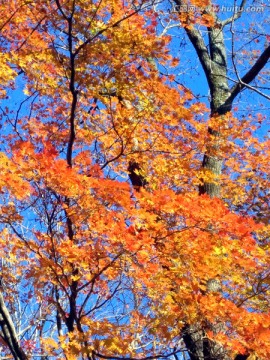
[161,1,270,358]
[0,0,269,359]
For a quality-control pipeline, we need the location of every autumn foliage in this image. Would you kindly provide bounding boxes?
[0,0,269,359]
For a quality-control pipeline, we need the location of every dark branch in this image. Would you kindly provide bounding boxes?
[128,161,148,191]
[234,355,249,360]
[92,349,185,360]
[227,45,270,104]
[173,0,211,77]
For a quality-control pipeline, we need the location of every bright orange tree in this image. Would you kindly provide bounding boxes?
[0,0,269,359]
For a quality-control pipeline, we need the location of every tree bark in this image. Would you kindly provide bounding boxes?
[0,292,28,359]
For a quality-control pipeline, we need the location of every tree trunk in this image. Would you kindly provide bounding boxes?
[172,1,270,359]
[0,292,28,360]
[198,21,231,198]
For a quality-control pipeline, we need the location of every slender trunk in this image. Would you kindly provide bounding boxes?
[0,292,28,360]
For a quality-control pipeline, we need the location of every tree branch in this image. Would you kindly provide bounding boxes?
[92,349,185,360]
[227,44,270,104]
[221,0,248,26]
[173,0,211,78]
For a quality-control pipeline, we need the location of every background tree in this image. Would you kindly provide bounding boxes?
[0,0,268,360]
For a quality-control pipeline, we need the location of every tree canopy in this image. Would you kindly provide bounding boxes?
[0,0,269,359]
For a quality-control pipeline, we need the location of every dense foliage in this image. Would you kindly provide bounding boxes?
[0,0,269,359]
